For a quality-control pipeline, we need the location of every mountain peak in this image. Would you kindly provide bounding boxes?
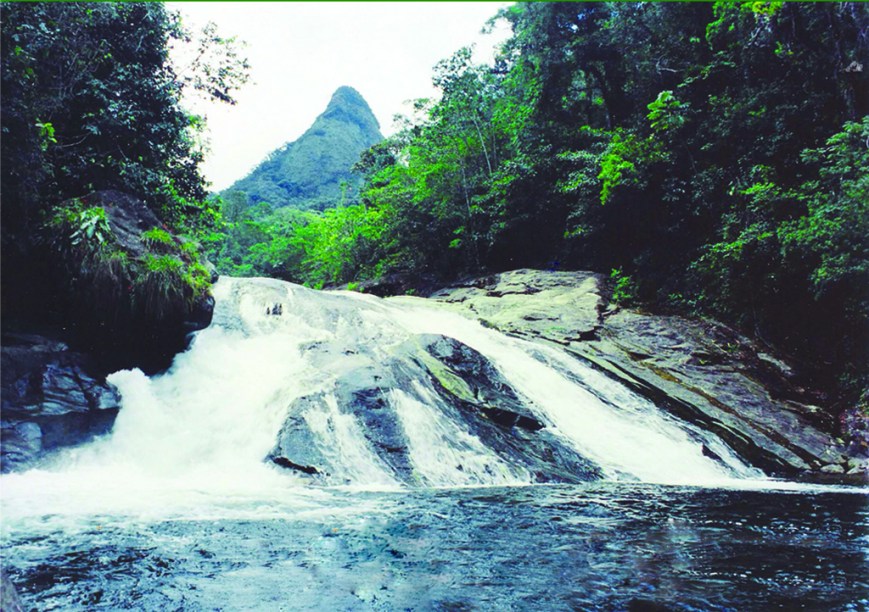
[329,85,367,107]
[320,85,380,132]
[223,86,384,210]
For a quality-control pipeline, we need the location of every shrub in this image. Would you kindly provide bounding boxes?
[48,202,113,253]
[610,268,637,306]
[141,227,175,251]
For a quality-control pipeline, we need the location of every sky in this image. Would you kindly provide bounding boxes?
[166,2,513,191]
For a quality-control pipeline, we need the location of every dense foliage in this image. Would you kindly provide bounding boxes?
[1,3,245,228]
[45,194,212,321]
[216,2,867,398]
[1,2,247,365]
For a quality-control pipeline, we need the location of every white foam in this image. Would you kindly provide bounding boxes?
[390,383,531,487]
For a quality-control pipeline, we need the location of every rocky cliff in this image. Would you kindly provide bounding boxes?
[1,190,215,471]
[1,334,120,472]
[37,190,215,372]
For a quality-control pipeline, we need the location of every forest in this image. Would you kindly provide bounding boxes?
[2,2,867,398]
[210,2,869,401]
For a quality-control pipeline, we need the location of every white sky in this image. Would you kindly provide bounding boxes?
[167,2,513,191]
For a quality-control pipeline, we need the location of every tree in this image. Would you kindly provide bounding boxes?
[0,2,249,231]
[1,2,250,345]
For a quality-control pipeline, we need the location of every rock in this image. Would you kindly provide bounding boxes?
[430,269,603,343]
[1,422,42,469]
[756,351,795,378]
[270,456,320,475]
[342,272,441,298]
[840,399,869,458]
[415,334,543,430]
[268,409,331,479]
[267,350,420,484]
[432,269,854,480]
[1,569,24,612]
[85,190,163,258]
[186,293,216,334]
[820,464,845,474]
[847,457,869,473]
[1,332,120,472]
[203,259,220,283]
[267,330,601,486]
[47,191,215,373]
[404,335,600,482]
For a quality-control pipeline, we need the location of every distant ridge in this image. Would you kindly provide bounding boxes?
[224,86,383,210]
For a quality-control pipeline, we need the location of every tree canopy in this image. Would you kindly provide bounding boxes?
[209,2,867,398]
[1,2,248,230]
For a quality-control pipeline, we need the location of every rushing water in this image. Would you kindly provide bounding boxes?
[2,277,867,610]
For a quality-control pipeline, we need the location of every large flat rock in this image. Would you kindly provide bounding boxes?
[431,269,603,343]
[431,269,861,482]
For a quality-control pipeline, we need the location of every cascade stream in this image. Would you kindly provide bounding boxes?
[2,277,866,610]
[8,277,756,500]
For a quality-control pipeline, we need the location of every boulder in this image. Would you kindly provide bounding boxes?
[85,190,163,259]
[431,269,602,342]
[340,272,441,298]
[44,191,215,372]
[400,335,600,483]
[1,569,23,612]
[267,332,600,485]
[1,333,120,472]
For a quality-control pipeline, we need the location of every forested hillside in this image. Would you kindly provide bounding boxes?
[208,2,867,400]
[1,2,247,368]
[223,86,383,210]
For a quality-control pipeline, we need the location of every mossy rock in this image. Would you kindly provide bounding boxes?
[41,191,214,372]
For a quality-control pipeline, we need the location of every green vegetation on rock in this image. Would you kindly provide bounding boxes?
[45,197,213,327]
[141,228,175,251]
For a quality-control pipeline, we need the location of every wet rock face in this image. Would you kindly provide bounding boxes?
[267,333,601,486]
[432,269,862,484]
[343,272,441,298]
[1,569,23,612]
[579,311,852,476]
[1,333,120,472]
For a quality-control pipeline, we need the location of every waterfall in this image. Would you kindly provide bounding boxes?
[382,295,758,485]
[2,277,764,521]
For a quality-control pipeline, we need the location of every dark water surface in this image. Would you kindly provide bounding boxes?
[3,483,867,611]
